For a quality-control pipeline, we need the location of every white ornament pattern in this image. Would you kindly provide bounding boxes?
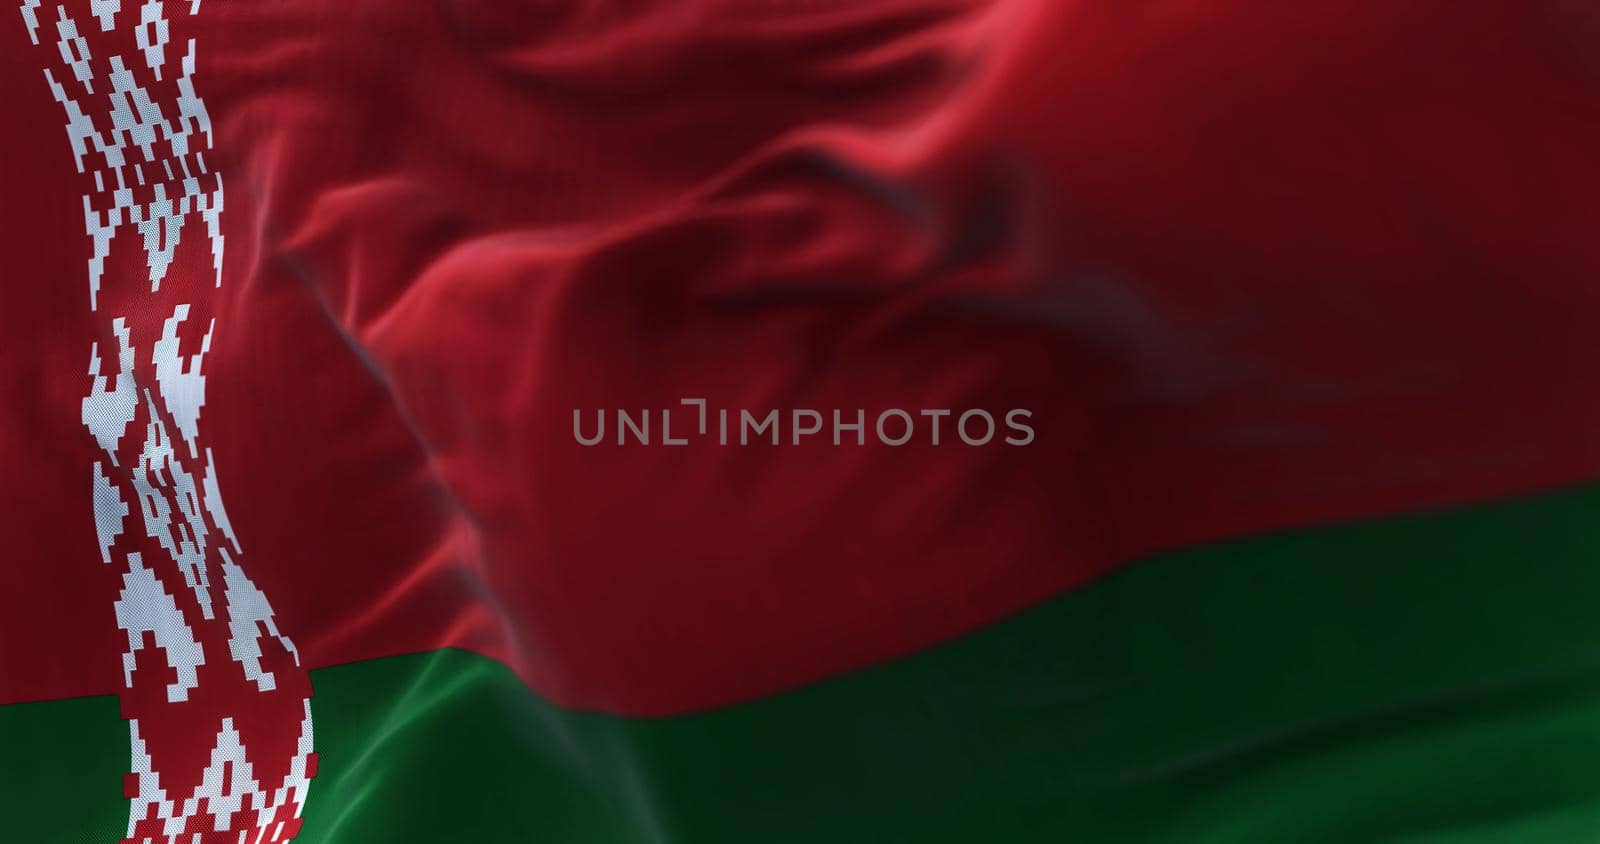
[18,2,315,841]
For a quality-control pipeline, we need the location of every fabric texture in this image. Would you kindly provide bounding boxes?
[2,1,1598,841]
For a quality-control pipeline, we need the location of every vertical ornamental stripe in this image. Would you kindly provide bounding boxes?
[18,2,316,841]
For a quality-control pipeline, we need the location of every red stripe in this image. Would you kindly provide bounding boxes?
[3,0,1598,716]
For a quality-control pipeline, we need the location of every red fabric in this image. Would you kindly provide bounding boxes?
[4,0,1599,716]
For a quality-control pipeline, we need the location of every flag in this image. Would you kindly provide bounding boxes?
[3,1,1599,841]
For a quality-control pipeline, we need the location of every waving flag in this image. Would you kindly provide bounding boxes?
[3,1,1599,842]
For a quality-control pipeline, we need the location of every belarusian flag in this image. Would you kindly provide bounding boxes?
[3,1,1599,841]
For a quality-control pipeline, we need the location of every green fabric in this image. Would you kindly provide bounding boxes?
[9,484,1600,842]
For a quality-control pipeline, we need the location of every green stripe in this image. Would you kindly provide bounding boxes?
[10,483,1600,842]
